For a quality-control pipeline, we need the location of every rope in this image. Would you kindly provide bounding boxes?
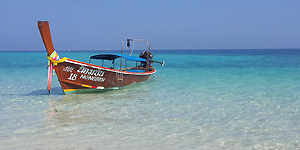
[47,56,68,65]
[47,51,68,75]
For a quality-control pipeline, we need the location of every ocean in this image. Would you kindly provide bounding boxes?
[1,49,300,149]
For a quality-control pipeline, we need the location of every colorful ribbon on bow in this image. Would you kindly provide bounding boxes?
[46,51,68,93]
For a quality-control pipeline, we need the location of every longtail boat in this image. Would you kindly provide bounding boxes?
[38,21,164,94]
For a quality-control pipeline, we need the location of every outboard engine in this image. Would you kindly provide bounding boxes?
[139,51,154,59]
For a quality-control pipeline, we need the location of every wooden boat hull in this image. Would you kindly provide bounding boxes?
[38,21,159,94]
[54,59,156,93]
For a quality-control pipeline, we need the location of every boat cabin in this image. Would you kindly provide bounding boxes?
[89,54,153,72]
[88,39,161,73]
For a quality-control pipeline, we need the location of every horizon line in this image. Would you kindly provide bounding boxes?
[1,48,300,52]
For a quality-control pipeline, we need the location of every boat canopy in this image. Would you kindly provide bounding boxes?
[90,54,146,62]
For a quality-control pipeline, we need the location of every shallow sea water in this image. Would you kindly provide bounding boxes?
[1,49,300,149]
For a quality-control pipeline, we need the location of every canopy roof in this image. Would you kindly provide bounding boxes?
[90,54,146,62]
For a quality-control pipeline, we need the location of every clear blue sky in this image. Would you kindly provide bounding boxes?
[0,0,300,51]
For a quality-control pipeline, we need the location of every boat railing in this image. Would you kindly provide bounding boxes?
[120,39,150,72]
[121,39,149,56]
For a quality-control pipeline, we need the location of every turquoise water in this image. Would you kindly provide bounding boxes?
[1,49,300,149]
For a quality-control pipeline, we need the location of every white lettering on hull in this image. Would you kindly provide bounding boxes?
[80,74,105,82]
[63,66,74,72]
[64,65,106,82]
[77,66,105,77]
[68,73,77,80]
